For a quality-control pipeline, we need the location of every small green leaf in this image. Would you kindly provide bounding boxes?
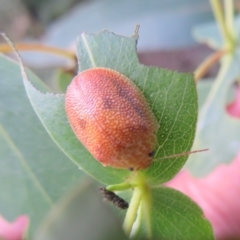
[34,179,128,240]
[0,54,84,236]
[22,30,197,185]
[137,187,213,240]
[193,15,240,49]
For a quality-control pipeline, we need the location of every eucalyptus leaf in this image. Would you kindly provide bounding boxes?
[43,0,213,50]
[197,79,234,110]
[0,54,84,236]
[186,53,240,176]
[22,31,197,185]
[22,0,214,67]
[137,187,213,240]
[34,179,128,240]
[55,69,74,93]
[197,79,213,109]
[193,15,240,49]
[186,15,240,176]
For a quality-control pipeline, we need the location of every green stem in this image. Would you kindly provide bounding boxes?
[209,0,234,50]
[201,54,232,117]
[123,186,142,236]
[224,0,236,52]
[107,172,151,237]
[224,0,234,29]
[141,185,152,238]
[107,182,132,191]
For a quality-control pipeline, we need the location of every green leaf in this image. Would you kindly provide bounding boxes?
[197,79,234,109]
[193,15,240,49]
[186,15,240,176]
[55,69,74,93]
[22,30,197,185]
[137,187,213,240]
[197,79,213,109]
[186,53,240,176]
[34,179,128,240]
[193,20,223,49]
[0,54,84,236]
[40,0,213,52]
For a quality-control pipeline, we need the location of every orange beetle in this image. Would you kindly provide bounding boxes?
[65,68,159,170]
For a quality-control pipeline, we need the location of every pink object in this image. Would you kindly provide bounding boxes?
[0,86,239,240]
[226,87,240,117]
[167,87,240,239]
[0,215,29,240]
[167,153,240,239]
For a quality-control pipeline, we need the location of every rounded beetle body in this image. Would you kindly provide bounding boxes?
[65,67,159,170]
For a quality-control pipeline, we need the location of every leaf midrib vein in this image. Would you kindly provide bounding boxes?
[157,200,208,237]
[156,76,189,176]
[0,123,53,205]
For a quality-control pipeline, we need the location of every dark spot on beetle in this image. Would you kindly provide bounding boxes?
[126,125,147,133]
[113,81,147,119]
[103,96,113,109]
[148,150,155,157]
[78,119,86,129]
[128,167,134,171]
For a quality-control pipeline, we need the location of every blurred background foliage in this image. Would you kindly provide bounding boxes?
[1,0,239,49]
[0,0,225,91]
[1,0,240,238]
